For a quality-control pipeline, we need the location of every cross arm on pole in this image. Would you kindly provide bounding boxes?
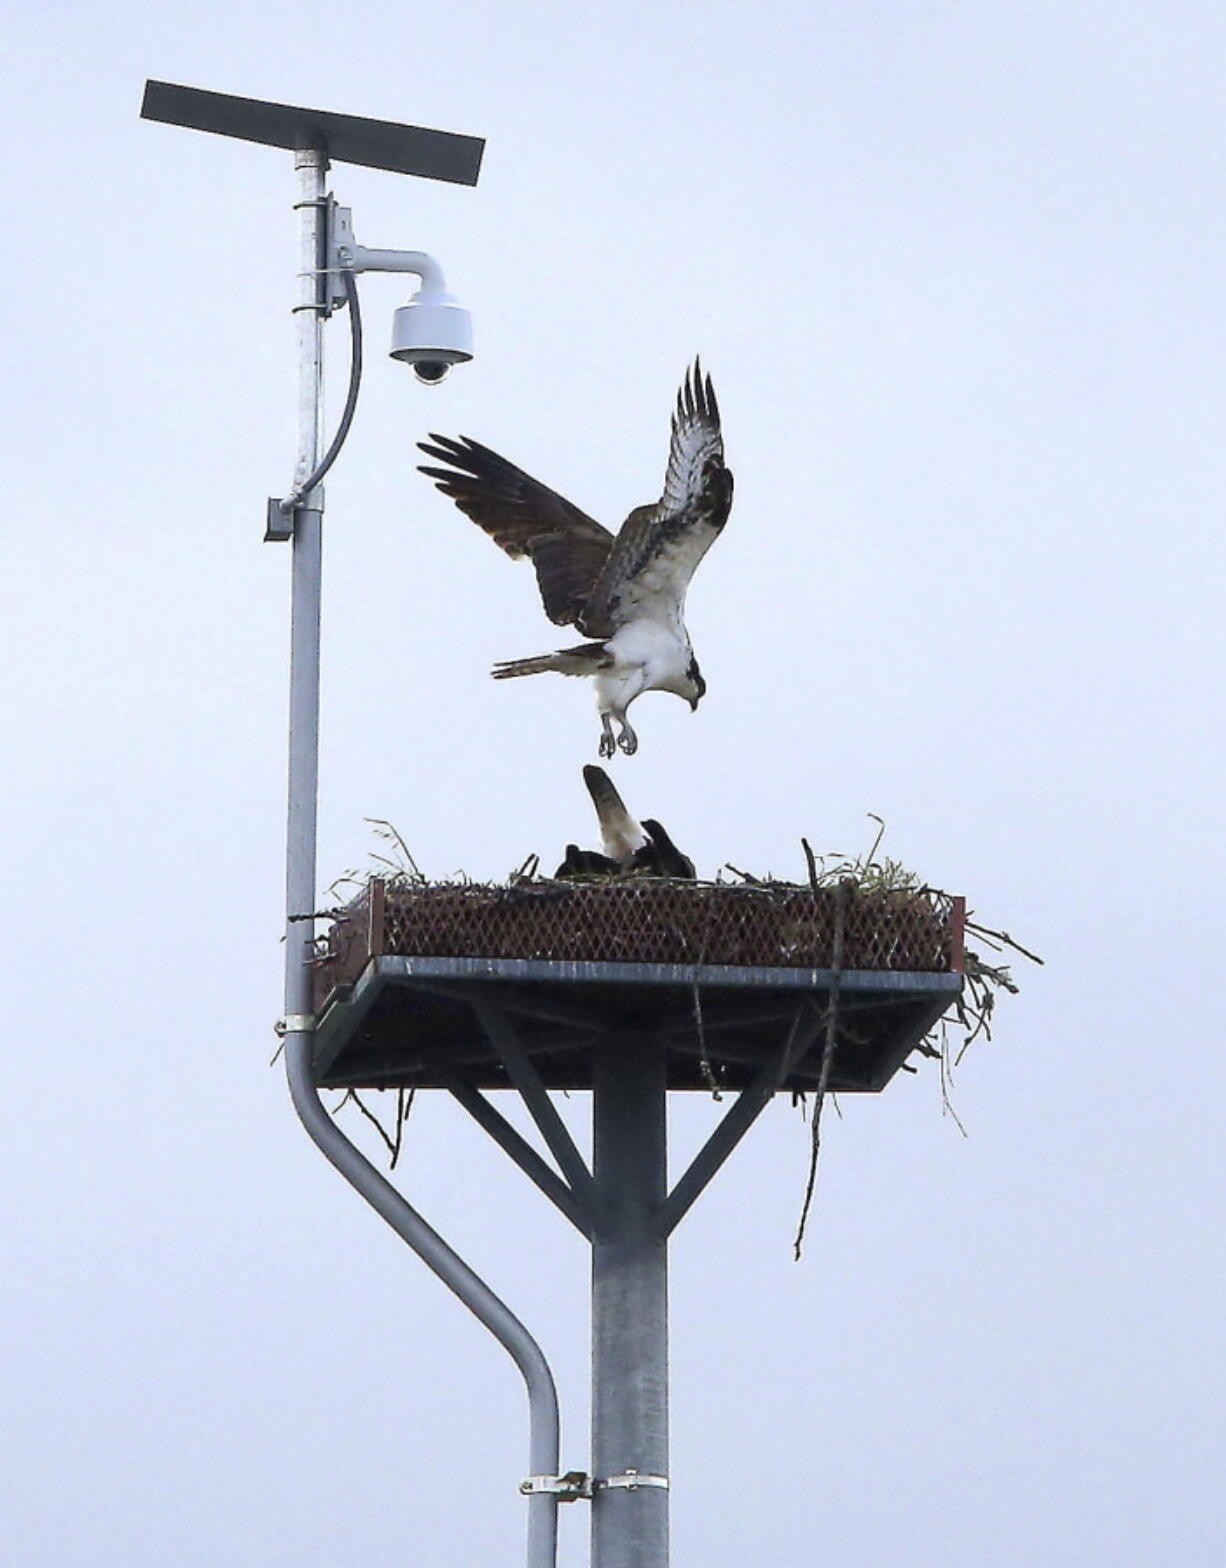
[472,1000,605,1227]
[438,1065,596,1238]
[656,1001,824,1238]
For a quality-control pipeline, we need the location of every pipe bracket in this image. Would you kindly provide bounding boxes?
[520,1471,591,1502]
[276,1014,316,1035]
[597,1469,669,1493]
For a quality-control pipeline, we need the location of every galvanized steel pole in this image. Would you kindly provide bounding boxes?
[278,147,560,1568]
[591,1037,670,1567]
[281,146,326,1040]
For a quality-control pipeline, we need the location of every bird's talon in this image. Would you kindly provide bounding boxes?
[617,729,638,756]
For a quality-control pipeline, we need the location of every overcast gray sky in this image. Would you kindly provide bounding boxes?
[5,2,1225,1563]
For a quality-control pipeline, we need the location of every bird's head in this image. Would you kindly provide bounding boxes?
[685,657,706,711]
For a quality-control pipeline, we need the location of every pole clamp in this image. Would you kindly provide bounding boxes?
[520,1471,591,1502]
[597,1469,669,1493]
[276,1014,316,1036]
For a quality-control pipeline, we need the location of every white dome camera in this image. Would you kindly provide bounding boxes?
[390,285,473,385]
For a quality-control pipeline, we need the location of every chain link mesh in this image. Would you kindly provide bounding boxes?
[314,878,959,1007]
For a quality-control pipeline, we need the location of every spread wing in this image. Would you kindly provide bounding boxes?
[417,436,615,628]
[579,360,733,639]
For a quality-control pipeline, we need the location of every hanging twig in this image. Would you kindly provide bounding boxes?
[793,878,852,1260]
[938,1029,969,1137]
[334,1086,416,1164]
[685,888,723,1098]
[691,979,722,1097]
[389,1087,415,1169]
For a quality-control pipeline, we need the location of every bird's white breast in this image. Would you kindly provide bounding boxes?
[607,618,691,686]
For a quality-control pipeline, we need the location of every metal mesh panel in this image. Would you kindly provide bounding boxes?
[314,879,960,1008]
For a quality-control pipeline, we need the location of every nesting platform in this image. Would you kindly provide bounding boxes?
[309,878,965,1094]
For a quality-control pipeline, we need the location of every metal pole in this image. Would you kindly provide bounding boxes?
[282,145,327,1037]
[278,147,560,1567]
[591,1037,670,1567]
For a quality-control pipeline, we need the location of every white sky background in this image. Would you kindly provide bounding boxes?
[4,1,1224,1563]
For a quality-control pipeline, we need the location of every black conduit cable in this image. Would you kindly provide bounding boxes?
[281,266,363,514]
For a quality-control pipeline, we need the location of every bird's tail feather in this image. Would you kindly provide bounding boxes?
[491,641,611,680]
[583,765,647,861]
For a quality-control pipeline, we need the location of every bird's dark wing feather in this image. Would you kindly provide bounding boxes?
[418,435,614,627]
[634,819,696,880]
[579,360,733,639]
[554,845,624,879]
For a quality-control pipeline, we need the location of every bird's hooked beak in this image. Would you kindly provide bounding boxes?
[689,695,701,712]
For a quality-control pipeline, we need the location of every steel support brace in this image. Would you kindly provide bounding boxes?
[440,1067,594,1237]
[658,1002,823,1237]
[475,1000,604,1223]
[591,1037,670,1568]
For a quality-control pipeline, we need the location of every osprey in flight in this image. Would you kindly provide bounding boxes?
[418,360,733,758]
[555,765,696,879]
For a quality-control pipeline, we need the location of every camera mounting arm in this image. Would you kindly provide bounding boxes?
[327,204,448,292]
[328,205,472,382]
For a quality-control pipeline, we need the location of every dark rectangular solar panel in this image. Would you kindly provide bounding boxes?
[141,80,484,186]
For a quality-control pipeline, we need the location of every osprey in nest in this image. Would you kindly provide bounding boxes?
[418,360,733,758]
[555,765,696,880]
